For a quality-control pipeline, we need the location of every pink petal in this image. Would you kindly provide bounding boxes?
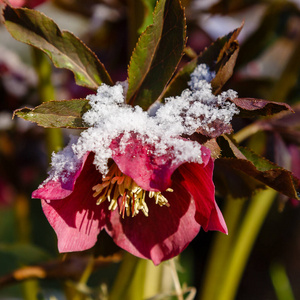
[178,160,228,234]
[41,153,108,252]
[110,134,211,192]
[105,180,201,265]
[32,153,89,200]
[1,0,47,8]
[289,144,300,180]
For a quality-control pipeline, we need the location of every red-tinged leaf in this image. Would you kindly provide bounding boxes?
[211,41,239,94]
[3,5,112,90]
[214,159,266,199]
[127,0,186,109]
[217,135,300,200]
[196,120,233,138]
[161,24,243,100]
[267,103,300,128]
[13,99,90,128]
[230,98,293,117]
[258,104,300,145]
[209,0,257,14]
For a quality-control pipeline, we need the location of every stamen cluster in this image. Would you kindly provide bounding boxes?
[92,163,171,218]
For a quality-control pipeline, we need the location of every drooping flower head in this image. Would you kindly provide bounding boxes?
[33,64,239,265]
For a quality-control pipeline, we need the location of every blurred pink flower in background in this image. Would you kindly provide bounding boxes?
[1,0,48,8]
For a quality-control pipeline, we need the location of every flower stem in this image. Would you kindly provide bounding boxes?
[22,279,40,300]
[270,262,295,300]
[143,260,165,298]
[78,255,94,285]
[64,255,95,300]
[109,253,146,300]
[15,193,40,300]
[199,197,246,300]
[215,188,277,300]
[233,122,262,144]
[31,47,63,157]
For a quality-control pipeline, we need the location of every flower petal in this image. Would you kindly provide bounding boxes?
[110,134,211,192]
[178,160,228,234]
[41,153,108,252]
[32,152,89,200]
[105,180,200,265]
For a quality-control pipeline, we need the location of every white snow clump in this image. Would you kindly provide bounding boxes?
[50,64,239,180]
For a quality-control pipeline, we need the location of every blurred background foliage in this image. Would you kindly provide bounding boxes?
[0,0,299,299]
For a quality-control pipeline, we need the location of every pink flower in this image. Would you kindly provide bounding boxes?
[1,0,48,8]
[32,135,227,265]
[31,65,238,264]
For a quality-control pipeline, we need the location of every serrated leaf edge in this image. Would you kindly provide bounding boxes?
[4,6,113,89]
[13,99,90,129]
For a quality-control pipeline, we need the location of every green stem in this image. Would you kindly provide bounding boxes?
[31,47,63,157]
[78,255,94,285]
[216,189,277,300]
[64,255,95,300]
[109,253,146,300]
[15,193,40,300]
[20,47,62,300]
[233,122,262,144]
[22,280,40,300]
[199,197,245,300]
[270,262,295,300]
[143,260,164,298]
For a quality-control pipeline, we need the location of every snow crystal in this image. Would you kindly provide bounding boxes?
[46,136,82,183]
[49,64,239,180]
[188,64,216,90]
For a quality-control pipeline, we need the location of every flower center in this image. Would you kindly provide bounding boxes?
[92,163,172,218]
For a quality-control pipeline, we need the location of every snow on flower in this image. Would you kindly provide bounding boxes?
[32,64,239,265]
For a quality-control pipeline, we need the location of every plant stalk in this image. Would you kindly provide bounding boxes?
[215,188,276,300]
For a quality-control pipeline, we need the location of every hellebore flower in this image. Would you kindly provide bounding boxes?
[0,0,48,8]
[32,65,239,265]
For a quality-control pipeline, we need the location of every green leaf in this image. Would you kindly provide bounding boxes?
[3,5,113,90]
[0,243,51,265]
[161,24,243,100]
[138,0,157,34]
[13,99,90,128]
[127,0,186,109]
[216,135,300,200]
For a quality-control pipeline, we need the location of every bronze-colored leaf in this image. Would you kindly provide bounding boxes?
[216,135,300,199]
[230,98,293,117]
[161,23,243,100]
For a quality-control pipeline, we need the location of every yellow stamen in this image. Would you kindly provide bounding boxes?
[92,163,172,217]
